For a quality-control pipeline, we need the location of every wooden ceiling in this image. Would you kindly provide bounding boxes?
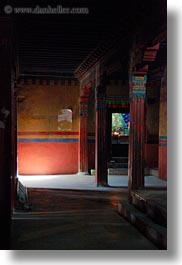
[14,0,166,78]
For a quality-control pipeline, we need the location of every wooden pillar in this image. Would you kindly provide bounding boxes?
[95,84,108,186]
[78,96,88,173]
[128,74,147,196]
[0,17,14,249]
[11,81,17,210]
[158,66,167,180]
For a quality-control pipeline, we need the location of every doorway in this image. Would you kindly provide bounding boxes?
[107,108,130,186]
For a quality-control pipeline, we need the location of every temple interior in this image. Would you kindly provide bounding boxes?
[0,0,167,250]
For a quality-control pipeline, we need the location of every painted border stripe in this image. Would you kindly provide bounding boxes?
[159,135,167,140]
[159,136,167,146]
[18,131,79,136]
[18,138,79,143]
[160,143,167,147]
[159,142,167,147]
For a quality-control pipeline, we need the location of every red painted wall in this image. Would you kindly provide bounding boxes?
[18,142,78,175]
[17,79,80,175]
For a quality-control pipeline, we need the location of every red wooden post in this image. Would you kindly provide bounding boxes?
[0,122,5,185]
[128,74,147,197]
[78,96,88,173]
[95,84,108,186]
[158,66,167,180]
[0,17,14,249]
[11,81,17,210]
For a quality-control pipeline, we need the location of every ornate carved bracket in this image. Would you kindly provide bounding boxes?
[143,43,160,62]
[95,83,107,111]
[129,42,160,73]
[129,75,147,101]
[79,99,88,117]
[79,85,91,116]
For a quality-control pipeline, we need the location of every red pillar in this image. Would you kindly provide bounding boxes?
[128,74,147,195]
[0,123,5,184]
[78,97,88,173]
[158,67,167,180]
[11,82,17,210]
[0,17,14,249]
[95,84,108,186]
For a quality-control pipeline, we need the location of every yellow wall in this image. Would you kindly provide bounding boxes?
[17,79,80,174]
[17,79,80,133]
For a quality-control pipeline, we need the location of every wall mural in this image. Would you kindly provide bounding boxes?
[112,113,130,139]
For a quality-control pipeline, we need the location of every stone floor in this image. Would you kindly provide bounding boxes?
[11,174,167,250]
[18,173,167,190]
[11,188,158,250]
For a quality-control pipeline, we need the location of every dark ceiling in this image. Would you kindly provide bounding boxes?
[10,0,166,78]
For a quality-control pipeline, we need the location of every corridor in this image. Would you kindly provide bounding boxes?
[0,0,167,250]
[11,188,157,250]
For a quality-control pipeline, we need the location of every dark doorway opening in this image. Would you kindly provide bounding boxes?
[107,107,130,186]
[111,112,130,157]
[107,108,130,161]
